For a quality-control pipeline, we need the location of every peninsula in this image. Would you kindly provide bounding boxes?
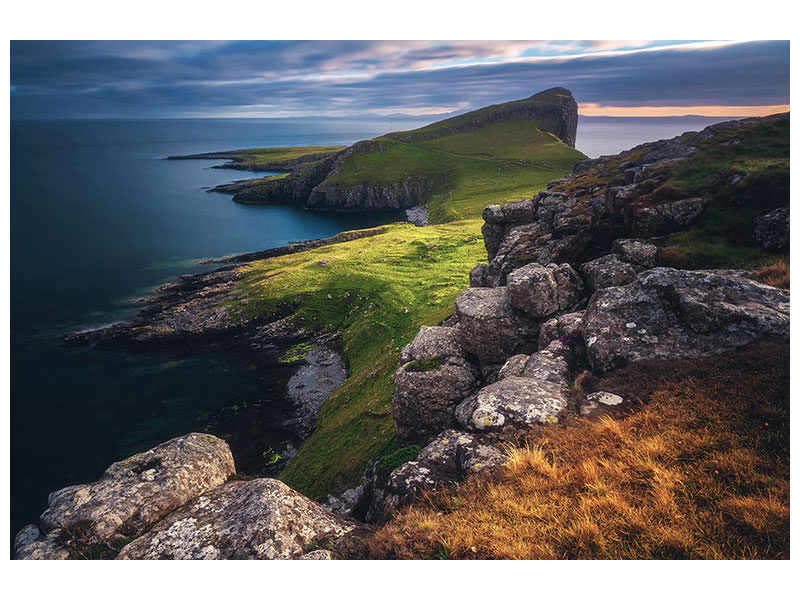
[15,89,789,560]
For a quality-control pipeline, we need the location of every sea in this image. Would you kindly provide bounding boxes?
[9,114,732,537]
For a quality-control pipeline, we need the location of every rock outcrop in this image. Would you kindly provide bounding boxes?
[375,114,790,523]
[16,435,363,560]
[40,433,235,543]
[582,267,790,372]
[117,478,356,560]
[754,206,789,252]
[393,326,479,446]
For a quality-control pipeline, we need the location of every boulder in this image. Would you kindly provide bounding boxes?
[612,238,658,267]
[117,478,355,560]
[378,430,506,515]
[459,376,569,433]
[393,326,479,445]
[580,391,626,416]
[583,268,790,372]
[625,197,703,237]
[580,254,640,291]
[501,198,535,225]
[506,262,584,319]
[14,525,70,560]
[455,287,538,364]
[36,433,235,546]
[518,343,571,385]
[538,311,584,348]
[497,354,529,380]
[753,206,789,252]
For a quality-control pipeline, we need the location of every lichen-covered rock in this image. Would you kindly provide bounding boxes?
[497,354,529,380]
[518,344,571,385]
[583,267,790,373]
[14,525,70,560]
[323,485,367,519]
[580,254,640,291]
[461,376,569,432]
[506,262,584,319]
[538,311,584,348]
[117,478,355,559]
[455,287,538,364]
[580,391,626,416]
[612,239,658,267]
[393,326,479,445]
[625,197,703,237]
[753,206,789,252]
[37,433,235,547]
[297,550,333,560]
[378,430,506,515]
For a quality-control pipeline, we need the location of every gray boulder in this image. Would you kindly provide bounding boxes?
[580,254,640,291]
[460,376,569,432]
[286,346,347,434]
[378,430,506,516]
[393,326,479,445]
[753,206,789,252]
[14,525,70,560]
[583,267,790,372]
[455,287,538,364]
[612,239,658,267]
[117,478,355,559]
[506,262,584,320]
[538,311,584,348]
[625,197,703,237]
[580,391,626,416]
[38,433,235,543]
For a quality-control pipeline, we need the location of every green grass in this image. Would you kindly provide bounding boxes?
[656,116,789,269]
[326,119,584,223]
[220,222,487,498]
[229,146,345,167]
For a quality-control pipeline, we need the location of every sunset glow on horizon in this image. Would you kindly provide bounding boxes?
[579,103,791,118]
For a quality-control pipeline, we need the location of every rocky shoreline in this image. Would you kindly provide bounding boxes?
[16,113,789,559]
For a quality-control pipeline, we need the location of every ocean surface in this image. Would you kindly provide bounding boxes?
[9,114,730,537]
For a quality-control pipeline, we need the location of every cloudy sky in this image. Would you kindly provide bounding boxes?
[10,40,790,119]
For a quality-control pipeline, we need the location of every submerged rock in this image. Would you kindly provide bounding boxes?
[583,267,790,372]
[117,478,356,560]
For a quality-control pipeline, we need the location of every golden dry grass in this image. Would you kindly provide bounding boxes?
[751,261,789,289]
[365,340,789,559]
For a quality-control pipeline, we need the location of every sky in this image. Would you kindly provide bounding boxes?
[9,40,790,120]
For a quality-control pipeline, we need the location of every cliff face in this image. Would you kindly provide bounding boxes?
[386,87,579,148]
[225,88,581,212]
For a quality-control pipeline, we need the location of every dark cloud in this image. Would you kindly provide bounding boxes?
[10,40,789,119]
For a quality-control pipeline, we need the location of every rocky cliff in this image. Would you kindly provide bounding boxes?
[21,113,788,559]
[320,113,790,523]
[196,88,581,212]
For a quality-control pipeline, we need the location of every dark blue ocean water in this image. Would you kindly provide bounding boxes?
[9,115,730,538]
[9,117,431,537]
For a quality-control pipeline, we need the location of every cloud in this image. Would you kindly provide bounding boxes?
[10,40,789,119]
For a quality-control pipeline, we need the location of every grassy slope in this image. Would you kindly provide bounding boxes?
[326,120,584,223]
[654,117,789,268]
[228,146,345,167]
[366,340,789,559]
[225,222,485,497]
